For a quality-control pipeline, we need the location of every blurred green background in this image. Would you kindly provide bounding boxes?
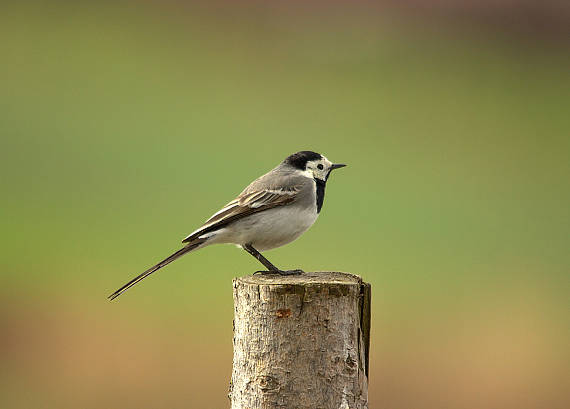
[1,1,568,408]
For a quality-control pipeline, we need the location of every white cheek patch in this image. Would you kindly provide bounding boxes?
[308,158,333,180]
[301,157,335,180]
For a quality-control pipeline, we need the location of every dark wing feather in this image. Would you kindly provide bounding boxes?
[182,187,299,243]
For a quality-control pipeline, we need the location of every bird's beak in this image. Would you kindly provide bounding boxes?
[330,163,347,170]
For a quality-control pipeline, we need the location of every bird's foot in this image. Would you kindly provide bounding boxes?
[280,269,304,275]
[254,269,304,276]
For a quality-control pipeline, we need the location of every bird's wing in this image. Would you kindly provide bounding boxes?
[182,186,300,243]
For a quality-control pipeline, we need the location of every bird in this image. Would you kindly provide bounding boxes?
[108,151,346,300]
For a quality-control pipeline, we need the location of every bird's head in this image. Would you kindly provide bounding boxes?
[284,151,346,182]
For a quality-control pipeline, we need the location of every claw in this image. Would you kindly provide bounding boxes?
[277,269,304,276]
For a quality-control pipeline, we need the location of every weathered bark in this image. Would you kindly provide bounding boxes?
[230,272,371,409]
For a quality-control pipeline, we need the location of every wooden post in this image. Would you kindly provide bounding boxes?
[230,272,371,409]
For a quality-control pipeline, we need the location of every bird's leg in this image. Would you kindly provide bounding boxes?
[243,244,280,272]
[243,244,303,276]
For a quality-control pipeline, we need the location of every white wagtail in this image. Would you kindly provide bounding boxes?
[108,151,346,300]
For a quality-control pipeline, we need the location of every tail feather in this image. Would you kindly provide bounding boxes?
[108,240,204,301]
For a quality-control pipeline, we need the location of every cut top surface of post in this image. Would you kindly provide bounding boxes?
[237,271,364,285]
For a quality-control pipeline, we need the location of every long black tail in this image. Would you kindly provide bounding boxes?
[108,240,204,301]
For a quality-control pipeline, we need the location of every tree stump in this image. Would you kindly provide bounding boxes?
[230,272,371,409]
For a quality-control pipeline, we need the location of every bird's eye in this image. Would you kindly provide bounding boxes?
[317,164,324,170]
